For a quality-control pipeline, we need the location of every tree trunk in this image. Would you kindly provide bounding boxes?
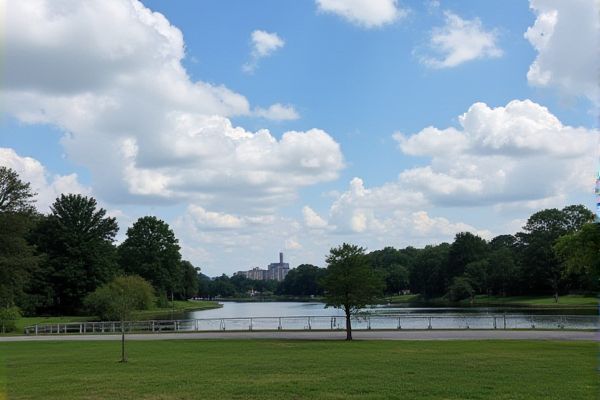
[345,307,352,341]
[120,321,127,363]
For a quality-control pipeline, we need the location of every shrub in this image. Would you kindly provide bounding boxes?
[0,306,22,333]
[84,275,155,320]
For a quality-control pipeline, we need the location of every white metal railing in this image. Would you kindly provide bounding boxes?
[24,314,599,335]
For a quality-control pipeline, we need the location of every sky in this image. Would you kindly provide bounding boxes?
[1,0,598,276]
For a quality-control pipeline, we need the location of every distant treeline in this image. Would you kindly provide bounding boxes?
[199,204,599,302]
[1,166,598,318]
[1,167,201,316]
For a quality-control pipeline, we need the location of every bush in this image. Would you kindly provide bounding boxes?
[84,275,155,320]
[447,277,474,303]
[0,306,22,333]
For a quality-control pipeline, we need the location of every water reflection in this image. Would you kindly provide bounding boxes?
[188,301,597,320]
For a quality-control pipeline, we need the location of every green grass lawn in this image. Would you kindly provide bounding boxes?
[467,294,598,307]
[6,301,221,336]
[1,340,597,399]
[133,300,221,319]
[388,294,598,307]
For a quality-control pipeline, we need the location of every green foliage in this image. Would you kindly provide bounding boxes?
[409,243,450,298]
[0,306,21,333]
[447,232,488,287]
[447,277,475,302]
[277,264,325,296]
[0,212,40,310]
[179,260,199,299]
[0,167,36,213]
[84,276,154,321]
[516,205,594,295]
[30,194,119,314]
[555,223,600,291]
[118,216,182,297]
[323,243,383,339]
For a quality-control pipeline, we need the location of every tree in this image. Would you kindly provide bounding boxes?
[208,274,237,298]
[31,194,119,314]
[0,306,21,333]
[118,216,182,300]
[385,264,409,295]
[487,247,518,296]
[447,277,474,303]
[516,205,594,300]
[446,232,488,289]
[0,212,40,310]
[84,275,154,362]
[278,264,325,296]
[555,223,600,292]
[179,260,200,299]
[409,244,449,298]
[322,244,383,340]
[0,166,36,213]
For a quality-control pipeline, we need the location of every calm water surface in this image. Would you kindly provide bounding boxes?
[188,301,597,319]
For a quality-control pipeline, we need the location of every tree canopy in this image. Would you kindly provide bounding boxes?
[0,166,36,213]
[118,216,183,298]
[31,194,119,314]
[322,243,383,340]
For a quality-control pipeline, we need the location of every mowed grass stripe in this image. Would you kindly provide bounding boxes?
[2,340,597,400]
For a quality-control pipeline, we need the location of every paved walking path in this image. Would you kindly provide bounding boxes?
[0,330,596,342]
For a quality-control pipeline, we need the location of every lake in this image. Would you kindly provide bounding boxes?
[185,301,598,330]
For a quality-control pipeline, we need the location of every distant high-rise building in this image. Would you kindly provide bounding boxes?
[234,252,290,282]
[267,252,290,281]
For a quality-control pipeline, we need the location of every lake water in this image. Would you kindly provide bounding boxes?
[189,301,597,319]
[185,301,598,330]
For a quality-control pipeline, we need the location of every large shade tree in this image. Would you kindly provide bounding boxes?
[118,216,183,299]
[0,167,40,310]
[0,166,36,213]
[322,243,383,340]
[516,205,594,299]
[32,194,119,314]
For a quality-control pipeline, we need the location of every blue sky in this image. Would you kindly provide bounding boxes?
[1,0,598,276]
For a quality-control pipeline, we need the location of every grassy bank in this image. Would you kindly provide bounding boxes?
[8,301,221,335]
[387,294,598,308]
[133,300,222,319]
[1,340,597,399]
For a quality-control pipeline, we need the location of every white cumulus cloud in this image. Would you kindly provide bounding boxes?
[524,0,599,103]
[316,0,407,28]
[302,206,328,229]
[243,30,285,73]
[0,148,90,212]
[420,11,502,68]
[254,103,300,121]
[394,99,598,207]
[3,1,344,213]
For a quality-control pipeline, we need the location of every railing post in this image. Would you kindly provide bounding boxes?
[503,313,506,330]
[278,317,282,330]
[428,317,432,330]
[307,317,311,331]
[493,317,497,330]
[35,324,38,335]
[367,316,371,330]
[397,317,401,330]
[195,319,199,331]
[530,316,535,329]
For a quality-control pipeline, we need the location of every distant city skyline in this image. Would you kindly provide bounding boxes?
[1,0,597,276]
[234,252,290,281]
